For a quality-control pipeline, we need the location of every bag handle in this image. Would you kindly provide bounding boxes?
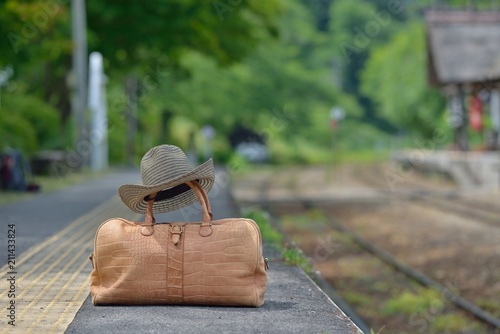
[186,181,213,237]
[141,192,157,236]
[186,180,213,222]
[141,181,213,237]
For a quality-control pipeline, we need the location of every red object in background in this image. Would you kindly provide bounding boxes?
[331,120,337,129]
[469,93,483,131]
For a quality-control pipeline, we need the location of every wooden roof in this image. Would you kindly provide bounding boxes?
[426,10,500,86]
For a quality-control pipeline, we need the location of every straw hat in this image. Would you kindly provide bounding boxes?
[118,145,214,214]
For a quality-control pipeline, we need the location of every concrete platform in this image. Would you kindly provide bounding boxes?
[393,149,500,189]
[0,168,361,334]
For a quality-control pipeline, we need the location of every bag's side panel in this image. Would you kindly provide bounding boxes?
[243,218,268,307]
[182,219,265,307]
[91,219,170,305]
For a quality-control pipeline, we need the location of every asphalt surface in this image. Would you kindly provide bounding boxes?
[0,170,141,264]
[0,168,361,333]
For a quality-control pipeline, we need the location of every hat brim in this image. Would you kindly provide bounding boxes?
[118,158,214,214]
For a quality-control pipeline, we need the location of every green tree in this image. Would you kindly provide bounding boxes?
[0,0,283,158]
[0,89,61,155]
[0,1,283,120]
[360,22,446,139]
[329,0,403,131]
[86,1,282,71]
[136,0,364,163]
[0,0,73,120]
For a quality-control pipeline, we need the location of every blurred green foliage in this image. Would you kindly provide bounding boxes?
[0,90,61,155]
[135,1,366,163]
[86,0,283,70]
[361,22,447,139]
[0,0,284,160]
[1,0,493,164]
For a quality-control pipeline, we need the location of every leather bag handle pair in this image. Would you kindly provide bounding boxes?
[141,180,214,237]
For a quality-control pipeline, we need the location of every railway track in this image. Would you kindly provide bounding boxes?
[267,199,500,333]
[249,165,500,333]
[356,164,500,228]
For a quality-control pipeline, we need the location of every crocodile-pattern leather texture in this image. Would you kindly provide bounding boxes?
[90,217,267,307]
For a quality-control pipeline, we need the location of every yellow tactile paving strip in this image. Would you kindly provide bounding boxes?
[1,197,141,333]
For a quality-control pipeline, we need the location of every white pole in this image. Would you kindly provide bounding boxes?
[88,52,108,171]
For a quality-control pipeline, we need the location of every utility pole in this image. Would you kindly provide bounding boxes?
[71,0,88,168]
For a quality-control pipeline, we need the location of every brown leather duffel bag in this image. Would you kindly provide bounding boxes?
[89,180,267,306]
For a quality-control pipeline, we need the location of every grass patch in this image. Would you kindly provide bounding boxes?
[431,313,484,333]
[243,207,313,273]
[476,298,500,317]
[281,209,328,227]
[382,288,443,316]
[242,207,283,245]
[336,150,390,164]
[343,291,374,308]
[282,248,311,272]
